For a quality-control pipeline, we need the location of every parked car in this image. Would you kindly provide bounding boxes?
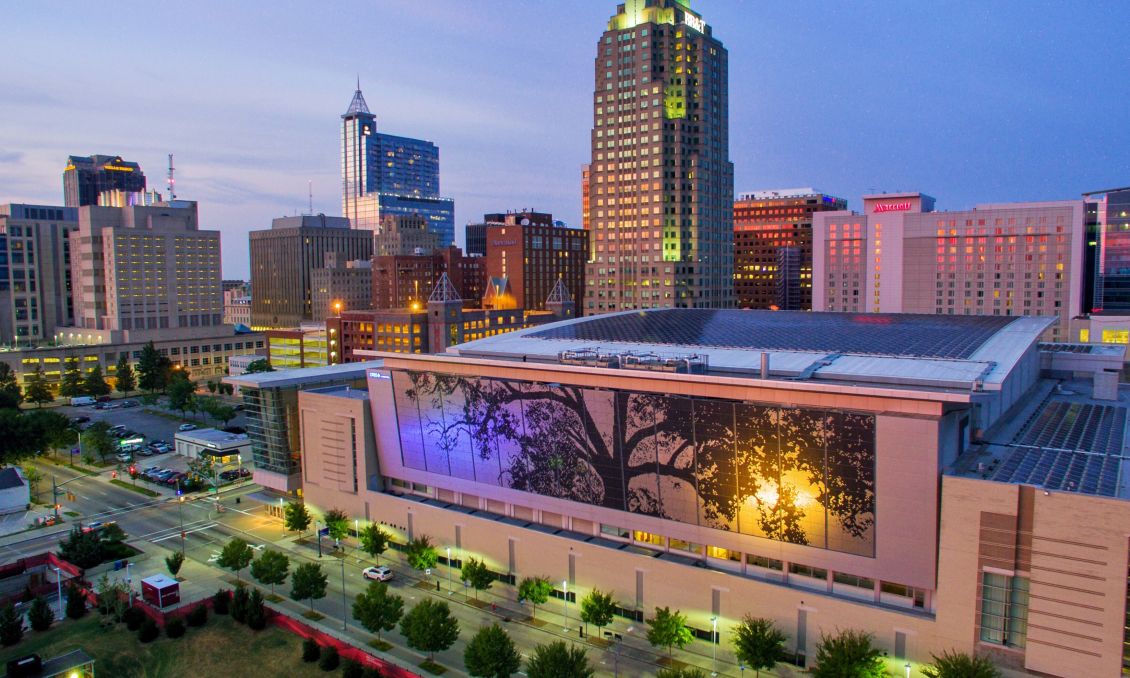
[165,472,187,486]
[116,452,132,463]
[72,416,91,425]
[178,423,197,432]
[362,566,393,582]
[120,400,139,408]
[96,395,112,403]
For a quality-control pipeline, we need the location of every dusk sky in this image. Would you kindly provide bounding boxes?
[3,0,1127,279]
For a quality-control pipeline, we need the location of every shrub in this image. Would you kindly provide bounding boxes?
[28,597,54,632]
[212,588,231,614]
[0,604,23,646]
[247,589,267,630]
[138,618,160,643]
[319,645,340,671]
[341,659,364,678]
[186,604,208,627]
[231,585,250,623]
[361,669,383,678]
[165,617,186,638]
[123,606,146,631]
[302,637,322,663]
[65,583,87,619]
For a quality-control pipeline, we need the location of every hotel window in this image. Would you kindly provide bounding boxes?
[980,573,1028,647]
[746,554,783,571]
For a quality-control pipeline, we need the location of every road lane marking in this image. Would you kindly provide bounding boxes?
[151,523,217,542]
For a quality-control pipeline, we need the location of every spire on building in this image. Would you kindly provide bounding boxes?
[546,277,573,305]
[428,273,462,303]
[344,84,371,117]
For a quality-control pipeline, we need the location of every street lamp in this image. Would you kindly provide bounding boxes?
[125,562,133,606]
[51,566,64,620]
[340,558,347,632]
[562,580,569,632]
[905,662,912,678]
[711,616,718,676]
[178,495,186,555]
[446,547,452,594]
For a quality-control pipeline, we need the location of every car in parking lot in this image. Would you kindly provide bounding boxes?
[72,415,91,425]
[362,566,393,582]
[165,472,187,486]
[120,400,139,408]
[116,452,133,463]
[177,423,197,432]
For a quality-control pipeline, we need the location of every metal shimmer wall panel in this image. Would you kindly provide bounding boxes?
[389,369,876,556]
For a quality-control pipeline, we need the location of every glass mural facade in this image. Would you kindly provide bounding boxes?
[391,370,876,556]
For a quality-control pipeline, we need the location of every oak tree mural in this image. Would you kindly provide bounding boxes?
[393,369,875,555]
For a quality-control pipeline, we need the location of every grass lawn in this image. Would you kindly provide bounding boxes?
[0,614,301,678]
[110,479,159,497]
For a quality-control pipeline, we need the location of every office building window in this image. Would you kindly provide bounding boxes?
[980,572,1028,647]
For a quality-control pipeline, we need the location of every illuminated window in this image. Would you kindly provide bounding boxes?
[979,573,1028,647]
[1079,328,1090,343]
[1101,329,1129,344]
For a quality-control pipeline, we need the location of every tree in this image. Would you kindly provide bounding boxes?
[318,645,340,671]
[284,501,311,536]
[525,640,594,678]
[812,629,886,678]
[0,363,22,409]
[0,410,47,465]
[646,607,693,658]
[137,341,172,392]
[250,549,290,596]
[114,354,135,395]
[290,562,328,613]
[217,537,254,582]
[0,604,23,646]
[59,356,84,398]
[65,582,87,619]
[82,420,117,463]
[464,623,521,678]
[732,615,787,678]
[167,372,196,419]
[400,598,459,662]
[405,535,439,572]
[359,523,390,562]
[579,589,615,637]
[166,551,185,577]
[58,527,104,569]
[245,358,274,374]
[517,576,553,621]
[352,580,404,641]
[24,365,53,407]
[82,364,111,397]
[26,410,75,461]
[20,464,42,501]
[922,650,1002,678]
[28,596,54,632]
[207,380,218,394]
[204,399,236,427]
[461,557,494,601]
[324,507,349,541]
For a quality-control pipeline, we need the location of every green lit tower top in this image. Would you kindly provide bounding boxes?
[585,0,733,315]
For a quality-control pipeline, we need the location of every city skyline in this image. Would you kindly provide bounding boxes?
[2,0,1128,279]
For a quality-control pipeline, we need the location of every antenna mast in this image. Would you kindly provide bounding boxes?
[308,180,313,215]
[167,154,176,200]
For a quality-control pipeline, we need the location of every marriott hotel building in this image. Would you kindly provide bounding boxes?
[291,309,1130,676]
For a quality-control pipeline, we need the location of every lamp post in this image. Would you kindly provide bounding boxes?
[51,566,63,620]
[446,547,452,594]
[905,662,912,678]
[711,616,718,676]
[316,520,322,558]
[279,498,285,537]
[562,580,569,632]
[125,562,133,606]
[178,495,186,555]
[340,557,347,632]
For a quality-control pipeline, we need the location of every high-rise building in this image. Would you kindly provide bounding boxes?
[0,204,78,343]
[371,246,483,310]
[472,210,588,314]
[340,85,455,243]
[372,214,440,257]
[1084,186,1130,314]
[812,193,1085,342]
[249,215,372,328]
[63,155,146,207]
[585,0,733,314]
[310,253,372,322]
[69,200,223,339]
[734,189,847,310]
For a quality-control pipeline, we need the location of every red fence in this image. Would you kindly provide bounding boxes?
[0,552,83,607]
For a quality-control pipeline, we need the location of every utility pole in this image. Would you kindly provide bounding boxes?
[340,558,347,632]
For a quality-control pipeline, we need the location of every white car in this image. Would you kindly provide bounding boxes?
[362,566,393,582]
[177,423,197,432]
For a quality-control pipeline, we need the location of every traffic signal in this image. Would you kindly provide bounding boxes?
[111,471,118,479]
[129,465,136,475]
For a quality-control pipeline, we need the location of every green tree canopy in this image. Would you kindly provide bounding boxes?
[250,549,290,596]
[579,589,615,635]
[165,551,185,577]
[922,650,1002,678]
[24,364,53,407]
[525,640,594,678]
[646,607,694,658]
[461,557,494,601]
[83,364,111,397]
[137,341,172,392]
[0,603,23,646]
[59,356,84,398]
[464,623,521,678]
[290,562,328,613]
[0,410,49,465]
[26,410,75,458]
[284,502,312,535]
[400,598,459,662]
[114,355,135,394]
[245,358,274,374]
[167,372,196,418]
[324,508,350,541]
[0,363,22,409]
[405,535,439,572]
[216,537,254,582]
[656,669,710,678]
[27,596,54,632]
[359,523,390,562]
[517,576,553,621]
[812,629,885,678]
[352,580,404,641]
[732,615,787,677]
[82,420,117,463]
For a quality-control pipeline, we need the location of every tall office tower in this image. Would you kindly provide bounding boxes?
[1084,186,1130,314]
[471,210,588,313]
[584,0,733,314]
[69,200,222,338]
[812,193,1086,342]
[249,215,373,328]
[340,85,455,244]
[372,213,440,257]
[0,204,78,342]
[733,189,847,310]
[63,155,146,207]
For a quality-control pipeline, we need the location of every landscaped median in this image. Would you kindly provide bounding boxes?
[109,478,159,497]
